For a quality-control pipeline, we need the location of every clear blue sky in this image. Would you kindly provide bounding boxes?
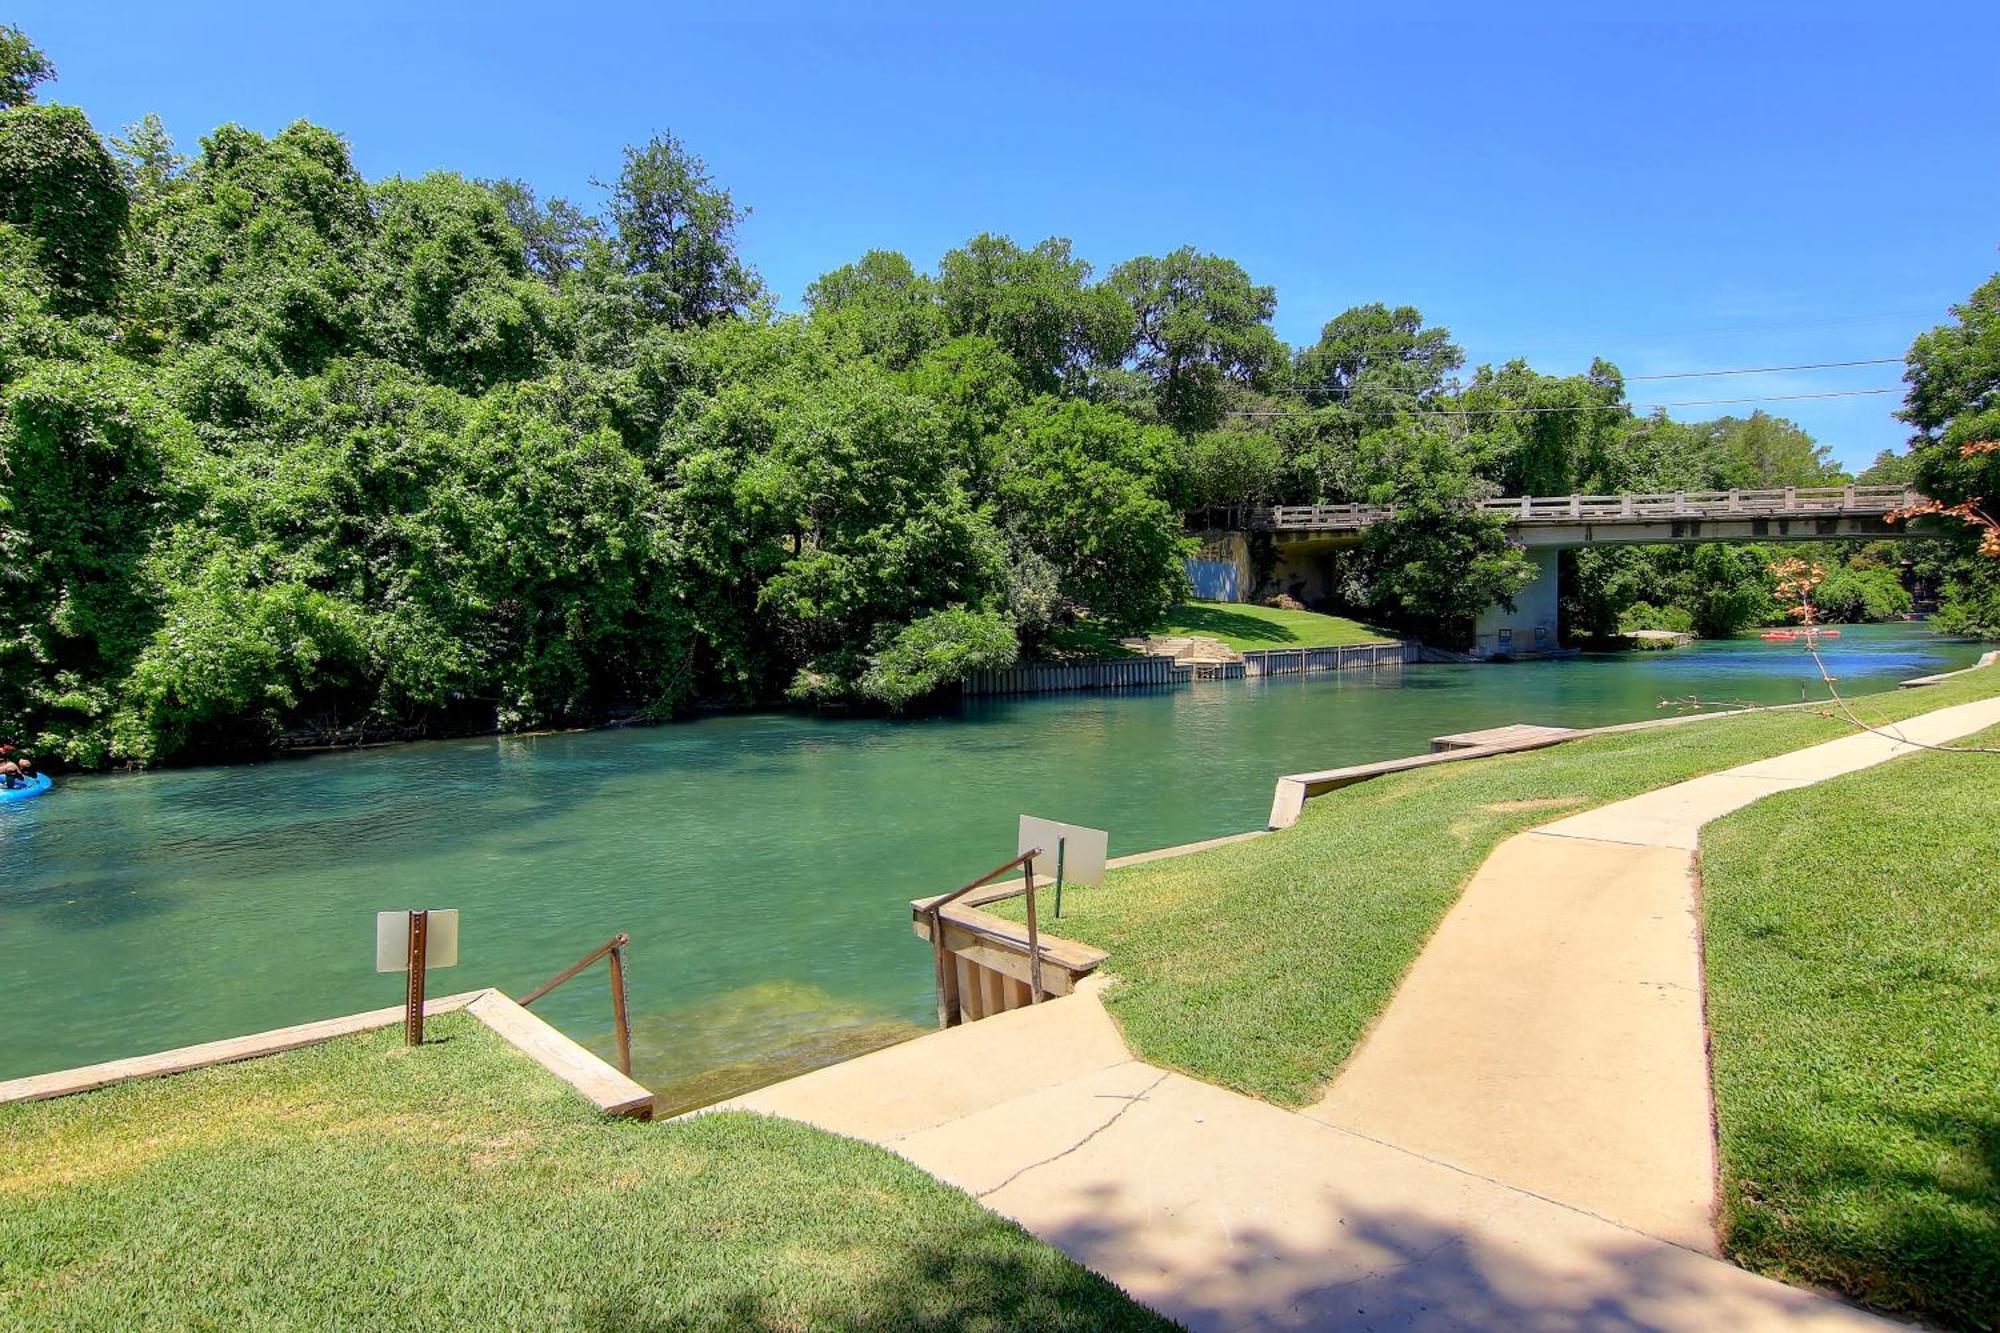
[16,3,2000,470]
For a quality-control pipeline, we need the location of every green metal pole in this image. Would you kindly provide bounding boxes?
[1054,837,1066,919]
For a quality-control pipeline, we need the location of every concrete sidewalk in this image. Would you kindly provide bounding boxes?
[724,980,1885,1331]
[722,697,2000,1330]
[1310,692,2000,1253]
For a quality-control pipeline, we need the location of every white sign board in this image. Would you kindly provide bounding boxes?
[375,909,460,973]
[1017,816,1109,888]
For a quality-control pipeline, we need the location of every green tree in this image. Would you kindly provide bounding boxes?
[997,399,1189,634]
[369,173,556,392]
[1705,411,1844,488]
[1293,303,1463,406]
[1899,273,2000,634]
[805,249,945,370]
[483,177,598,285]
[603,131,760,328]
[1811,564,1912,623]
[1456,359,1629,495]
[1347,434,1535,643]
[659,334,1009,706]
[0,24,54,109]
[1276,305,1464,503]
[1106,247,1282,432]
[137,121,375,374]
[1677,545,1774,638]
[936,234,1130,395]
[1855,448,1916,487]
[0,103,128,311]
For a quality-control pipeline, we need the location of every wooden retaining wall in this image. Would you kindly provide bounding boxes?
[910,898,1108,1025]
[1240,640,1412,676]
[963,655,1179,696]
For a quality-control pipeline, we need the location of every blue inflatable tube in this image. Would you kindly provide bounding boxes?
[0,772,52,804]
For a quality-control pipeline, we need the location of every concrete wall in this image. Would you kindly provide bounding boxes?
[1186,532,1253,604]
[1186,559,1241,601]
[1473,546,1561,659]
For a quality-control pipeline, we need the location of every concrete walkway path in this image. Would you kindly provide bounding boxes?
[1309,692,2000,1253]
[724,982,1884,1330]
[722,695,2000,1330]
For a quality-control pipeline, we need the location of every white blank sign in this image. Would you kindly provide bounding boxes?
[1018,816,1109,888]
[375,910,459,972]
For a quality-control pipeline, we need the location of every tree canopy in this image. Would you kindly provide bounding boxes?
[0,21,1983,767]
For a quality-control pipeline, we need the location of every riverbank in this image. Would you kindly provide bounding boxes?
[989,656,2000,1105]
[0,1013,1169,1331]
[742,676,1999,1329]
[5,627,1989,1099]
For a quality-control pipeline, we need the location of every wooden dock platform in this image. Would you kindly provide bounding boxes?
[1430,723,1583,753]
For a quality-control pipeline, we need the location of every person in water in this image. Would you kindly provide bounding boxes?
[0,746,32,788]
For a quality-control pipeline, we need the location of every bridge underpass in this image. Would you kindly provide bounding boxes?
[1187,486,1928,659]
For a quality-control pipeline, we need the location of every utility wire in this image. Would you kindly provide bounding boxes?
[1224,387,1901,420]
[1623,356,1902,381]
[1278,355,1902,403]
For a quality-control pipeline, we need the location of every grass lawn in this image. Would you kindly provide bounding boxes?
[1701,724,2000,1330]
[992,664,2000,1107]
[1156,600,1390,651]
[0,1015,1173,1331]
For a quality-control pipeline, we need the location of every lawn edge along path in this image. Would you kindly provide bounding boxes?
[1309,688,2000,1253]
[989,656,2000,1110]
[1700,720,2000,1330]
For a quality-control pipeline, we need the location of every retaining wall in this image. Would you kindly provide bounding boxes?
[963,656,1180,696]
[1240,640,1412,676]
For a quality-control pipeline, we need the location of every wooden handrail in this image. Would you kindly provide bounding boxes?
[518,932,634,1077]
[926,849,1047,1027]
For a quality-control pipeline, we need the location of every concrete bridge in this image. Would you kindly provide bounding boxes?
[1187,485,1928,659]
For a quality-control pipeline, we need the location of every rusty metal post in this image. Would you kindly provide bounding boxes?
[404,909,429,1046]
[1023,858,1045,1003]
[607,941,633,1077]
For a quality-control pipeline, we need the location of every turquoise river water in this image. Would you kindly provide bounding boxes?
[1,624,1985,1108]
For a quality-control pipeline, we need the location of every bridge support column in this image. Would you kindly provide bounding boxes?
[1473,547,1562,659]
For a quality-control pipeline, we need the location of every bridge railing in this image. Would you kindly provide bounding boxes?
[1202,486,1921,534]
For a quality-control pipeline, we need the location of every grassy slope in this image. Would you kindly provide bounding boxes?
[1156,601,1390,651]
[0,1016,1173,1332]
[1701,724,2000,1331]
[994,665,2000,1107]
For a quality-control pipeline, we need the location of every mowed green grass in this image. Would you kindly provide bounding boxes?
[1156,600,1390,651]
[1701,724,2000,1331]
[995,665,2000,1107]
[0,1015,1174,1332]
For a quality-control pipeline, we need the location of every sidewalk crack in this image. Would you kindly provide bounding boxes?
[976,1070,1170,1199]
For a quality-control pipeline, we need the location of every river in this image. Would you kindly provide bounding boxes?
[1,624,1985,1108]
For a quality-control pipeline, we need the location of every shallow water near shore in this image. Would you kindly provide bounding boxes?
[1,624,1985,1104]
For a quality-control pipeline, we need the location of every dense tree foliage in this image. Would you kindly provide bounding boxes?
[1900,273,2000,636]
[0,25,1987,767]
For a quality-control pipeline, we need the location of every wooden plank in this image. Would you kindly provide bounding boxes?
[465,991,654,1119]
[1430,723,1582,753]
[910,903,1107,970]
[908,916,1098,997]
[979,963,1004,1021]
[955,955,979,1022]
[0,991,488,1107]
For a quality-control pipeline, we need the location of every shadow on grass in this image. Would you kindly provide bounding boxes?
[1166,604,1308,646]
[1720,1107,2000,1329]
[579,1214,1178,1331]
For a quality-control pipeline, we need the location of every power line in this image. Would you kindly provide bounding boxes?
[1283,355,1903,403]
[1623,356,1903,381]
[1224,387,1901,420]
